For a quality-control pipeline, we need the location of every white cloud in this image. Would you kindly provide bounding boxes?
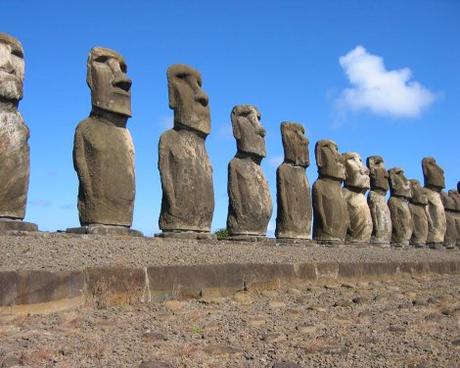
[337,45,435,118]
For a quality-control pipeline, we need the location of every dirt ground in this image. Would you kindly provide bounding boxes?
[1,273,459,368]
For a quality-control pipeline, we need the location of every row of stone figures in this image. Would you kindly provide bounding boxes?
[1,33,459,248]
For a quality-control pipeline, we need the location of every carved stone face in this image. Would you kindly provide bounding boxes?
[422,157,445,191]
[343,152,370,190]
[167,64,210,135]
[280,122,309,167]
[0,33,24,101]
[409,179,427,205]
[87,47,131,117]
[231,105,266,158]
[388,168,411,199]
[315,139,346,180]
[366,155,389,192]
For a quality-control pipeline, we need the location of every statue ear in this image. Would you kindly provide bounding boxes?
[231,110,241,140]
[167,79,176,110]
[315,143,323,168]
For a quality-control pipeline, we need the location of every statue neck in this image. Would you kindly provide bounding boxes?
[0,97,19,112]
[90,106,128,128]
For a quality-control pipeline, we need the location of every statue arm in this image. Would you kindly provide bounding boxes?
[158,136,176,215]
[73,128,92,200]
[313,184,333,236]
[276,167,290,220]
[228,162,244,220]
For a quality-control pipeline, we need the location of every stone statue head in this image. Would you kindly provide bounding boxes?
[231,105,266,158]
[388,168,411,199]
[280,122,309,167]
[0,33,24,102]
[87,47,131,117]
[167,64,210,136]
[342,152,370,190]
[422,157,445,191]
[409,179,427,205]
[366,155,389,192]
[315,139,345,181]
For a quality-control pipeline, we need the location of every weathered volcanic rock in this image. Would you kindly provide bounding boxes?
[448,185,460,247]
[312,140,348,244]
[388,168,413,247]
[275,122,311,240]
[422,157,446,247]
[366,156,391,246]
[0,33,37,232]
[72,47,135,229]
[158,64,214,237]
[409,179,428,247]
[342,152,372,244]
[227,105,272,239]
[441,191,457,249]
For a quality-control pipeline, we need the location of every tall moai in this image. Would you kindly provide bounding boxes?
[422,157,446,248]
[0,33,37,232]
[275,122,312,241]
[158,64,214,239]
[388,168,413,247]
[69,47,140,236]
[366,156,391,246]
[312,140,349,244]
[227,105,272,241]
[342,152,372,244]
[448,182,460,248]
[409,179,429,247]
[441,190,457,249]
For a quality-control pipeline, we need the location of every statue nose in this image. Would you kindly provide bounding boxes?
[113,74,132,92]
[194,89,208,107]
[0,58,15,74]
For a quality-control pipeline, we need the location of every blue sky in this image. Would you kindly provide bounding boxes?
[3,0,459,235]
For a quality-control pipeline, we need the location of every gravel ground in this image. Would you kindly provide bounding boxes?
[0,233,460,272]
[0,273,459,367]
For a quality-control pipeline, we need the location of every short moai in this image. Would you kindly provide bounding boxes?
[448,182,460,248]
[441,190,457,249]
[0,33,37,232]
[275,122,312,242]
[157,64,214,239]
[388,168,413,247]
[227,105,272,241]
[342,152,372,244]
[312,140,349,244]
[68,47,141,236]
[422,157,446,249]
[409,179,429,248]
[366,156,391,246]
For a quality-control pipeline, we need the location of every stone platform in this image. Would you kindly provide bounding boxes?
[0,233,459,315]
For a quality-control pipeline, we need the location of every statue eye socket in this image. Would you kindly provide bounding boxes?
[94,56,108,63]
[120,63,127,73]
[11,49,24,59]
[176,73,187,79]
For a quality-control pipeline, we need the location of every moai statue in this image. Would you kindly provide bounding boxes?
[441,190,457,249]
[422,157,446,248]
[342,152,372,244]
[68,47,141,236]
[409,179,429,247]
[388,168,413,247]
[227,105,272,241]
[366,156,391,246]
[312,140,348,244]
[448,182,460,248]
[157,64,214,239]
[0,33,37,232]
[275,122,312,242]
